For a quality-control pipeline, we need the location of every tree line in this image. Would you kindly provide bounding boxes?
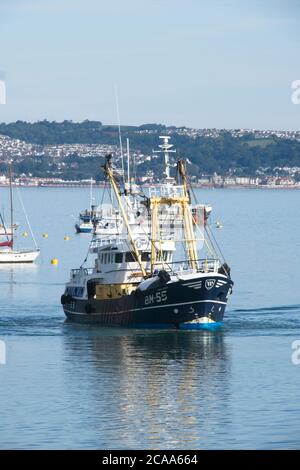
[0,120,299,179]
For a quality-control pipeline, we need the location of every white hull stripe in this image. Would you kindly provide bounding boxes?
[184,282,202,289]
[183,281,202,286]
[64,299,227,316]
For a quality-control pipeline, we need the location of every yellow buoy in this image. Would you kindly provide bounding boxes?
[22,231,28,237]
[51,259,58,265]
[64,236,70,241]
[43,233,48,238]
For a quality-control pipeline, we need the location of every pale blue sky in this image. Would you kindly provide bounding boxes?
[0,0,300,129]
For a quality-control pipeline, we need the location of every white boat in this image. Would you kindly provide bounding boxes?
[0,248,40,263]
[0,163,40,264]
[75,178,98,233]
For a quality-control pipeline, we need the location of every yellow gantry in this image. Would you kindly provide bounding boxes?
[104,157,199,277]
[149,194,198,273]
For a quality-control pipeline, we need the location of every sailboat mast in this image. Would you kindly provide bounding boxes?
[9,162,13,248]
[90,177,92,208]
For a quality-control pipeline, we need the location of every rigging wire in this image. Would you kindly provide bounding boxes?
[205,223,227,263]
[114,83,125,185]
[0,212,9,242]
[16,187,38,249]
[80,239,93,268]
[187,173,227,262]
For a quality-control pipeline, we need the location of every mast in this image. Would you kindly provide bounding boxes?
[90,177,93,210]
[126,138,130,188]
[150,201,158,272]
[133,152,136,184]
[154,136,176,181]
[178,159,198,271]
[103,156,147,278]
[114,84,125,185]
[150,140,198,272]
[9,162,13,249]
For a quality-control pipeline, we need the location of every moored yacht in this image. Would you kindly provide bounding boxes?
[0,163,40,264]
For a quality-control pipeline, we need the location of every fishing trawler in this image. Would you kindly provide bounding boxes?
[75,178,98,233]
[61,137,233,329]
[75,206,99,233]
[75,205,123,235]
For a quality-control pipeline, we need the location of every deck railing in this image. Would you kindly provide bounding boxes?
[148,185,185,199]
[70,267,94,277]
[153,258,220,274]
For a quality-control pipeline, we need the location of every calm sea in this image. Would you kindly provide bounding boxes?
[0,187,299,449]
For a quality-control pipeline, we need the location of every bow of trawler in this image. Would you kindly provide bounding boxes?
[61,136,233,329]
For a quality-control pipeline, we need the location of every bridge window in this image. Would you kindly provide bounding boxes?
[125,252,137,262]
[115,253,123,263]
[141,252,151,262]
[157,251,169,262]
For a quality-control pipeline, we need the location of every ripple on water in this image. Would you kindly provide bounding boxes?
[1,303,299,337]
[224,304,300,335]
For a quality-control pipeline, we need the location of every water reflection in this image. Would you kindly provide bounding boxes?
[62,329,231,449]
[0,263,38,295]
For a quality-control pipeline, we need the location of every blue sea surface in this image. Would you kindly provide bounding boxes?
[0,187,299,449]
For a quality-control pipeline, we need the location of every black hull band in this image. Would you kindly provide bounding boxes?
[62,276,233,327]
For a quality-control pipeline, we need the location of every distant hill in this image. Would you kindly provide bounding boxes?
[0,120,299,179]
[0,120,104,145]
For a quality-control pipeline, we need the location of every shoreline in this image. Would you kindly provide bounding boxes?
[0,183,299,189]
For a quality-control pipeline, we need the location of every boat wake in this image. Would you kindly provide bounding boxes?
[0,305,63,336]
[224,304,300,334]
[1,303,299,337]
[231,304,300,313]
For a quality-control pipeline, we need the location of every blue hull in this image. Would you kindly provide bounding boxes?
[75,224,93,233]
[180,321,223,331]
[129,322,223,330]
